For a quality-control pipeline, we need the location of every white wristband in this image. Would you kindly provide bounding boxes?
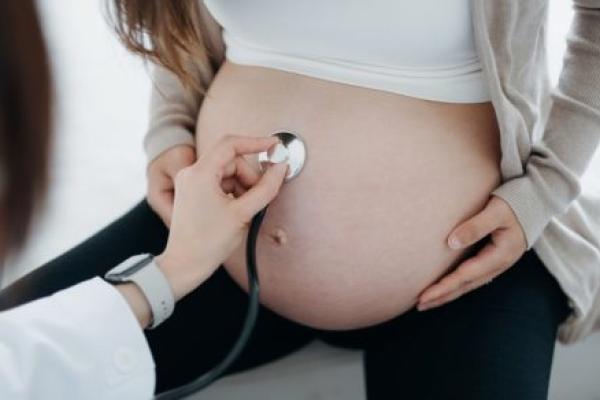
[105,254,175,329]
[129,258,175,329]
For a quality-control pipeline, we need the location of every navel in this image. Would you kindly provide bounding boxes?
[268,227,288,246]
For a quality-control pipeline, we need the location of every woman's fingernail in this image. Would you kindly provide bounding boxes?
[417,303,431,311]
[448,236,462,249]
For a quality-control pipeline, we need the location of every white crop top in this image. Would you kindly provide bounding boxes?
[203,0,491,104]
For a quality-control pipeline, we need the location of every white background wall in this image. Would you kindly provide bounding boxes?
[3,1,600,398]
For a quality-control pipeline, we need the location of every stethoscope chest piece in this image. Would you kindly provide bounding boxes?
[258,131,307,182]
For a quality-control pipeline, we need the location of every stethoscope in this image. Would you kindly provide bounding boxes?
[154,131,308,399]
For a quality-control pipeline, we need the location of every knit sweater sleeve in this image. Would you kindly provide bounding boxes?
[143,1,225,164]
[491,2,600,249]
[143,64,201,164]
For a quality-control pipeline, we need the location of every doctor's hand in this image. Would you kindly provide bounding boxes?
[155,135,288,301]
[417,195,527,311]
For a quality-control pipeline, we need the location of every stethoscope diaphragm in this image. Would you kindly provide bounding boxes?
[258,131,307,182]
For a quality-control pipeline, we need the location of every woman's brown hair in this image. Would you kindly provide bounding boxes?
[0,1,52,255]
[107,0,224,94]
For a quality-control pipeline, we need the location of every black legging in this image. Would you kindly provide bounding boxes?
[0,199,569,399]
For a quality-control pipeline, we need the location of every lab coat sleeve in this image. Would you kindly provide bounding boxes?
[0,277,156,400]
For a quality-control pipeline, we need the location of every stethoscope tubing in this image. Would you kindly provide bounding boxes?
[154,206,268,399]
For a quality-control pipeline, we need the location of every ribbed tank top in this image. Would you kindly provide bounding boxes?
[203,0,491,103]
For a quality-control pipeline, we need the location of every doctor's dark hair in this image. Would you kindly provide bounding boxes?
[0,1,52,255]
[107,0,223,94]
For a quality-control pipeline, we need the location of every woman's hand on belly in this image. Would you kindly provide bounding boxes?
[417,195,527,311]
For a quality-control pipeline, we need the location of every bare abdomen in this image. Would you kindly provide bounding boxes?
[195,61,502,329]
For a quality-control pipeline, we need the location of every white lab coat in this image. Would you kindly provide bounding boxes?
[0,277,155,399]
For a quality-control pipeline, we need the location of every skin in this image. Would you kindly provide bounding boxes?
[147,144,196,228]
[147,61,528,326]
[120,135,289,328]
[417,194,527,310]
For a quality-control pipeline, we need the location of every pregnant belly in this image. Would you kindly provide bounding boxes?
[195,61,502,330]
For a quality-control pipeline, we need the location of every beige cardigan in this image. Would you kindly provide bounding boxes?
[143,0,600,344]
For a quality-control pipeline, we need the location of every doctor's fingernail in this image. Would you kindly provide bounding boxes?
[448,236,462,249]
